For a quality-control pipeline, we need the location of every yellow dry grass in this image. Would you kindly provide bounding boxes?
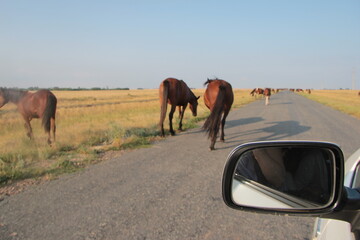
[0,88,255,183]
[300,90,360,119]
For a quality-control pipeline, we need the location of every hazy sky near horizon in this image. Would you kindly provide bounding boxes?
[1,1,359,89]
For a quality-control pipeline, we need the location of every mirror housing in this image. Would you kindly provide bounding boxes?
[222,141,345,217]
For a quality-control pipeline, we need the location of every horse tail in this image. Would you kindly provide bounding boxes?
[203,85,226,140]
[159,80,169,128]
[42,92,57,133]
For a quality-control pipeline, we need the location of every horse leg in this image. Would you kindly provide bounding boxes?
[23,118,34,140]
[178,105,187,131]
[47,132,51,145]
[209,132,218,151]
[178,106,182,119]
[169,105,176,136]
[160,111,166,137]
[220,110,229,142]
[160,120,165,137]
[48,117,56,145]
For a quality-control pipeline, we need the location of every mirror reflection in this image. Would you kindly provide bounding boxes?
[232,147,334,209]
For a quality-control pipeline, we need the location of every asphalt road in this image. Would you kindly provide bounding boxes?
[1,91,360,240]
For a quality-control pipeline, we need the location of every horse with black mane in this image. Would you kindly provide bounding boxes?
[159,78,200,137]
[0,88,57,145]
[203,78,234,150]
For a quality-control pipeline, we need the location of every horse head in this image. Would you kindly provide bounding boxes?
[189,96,200,117]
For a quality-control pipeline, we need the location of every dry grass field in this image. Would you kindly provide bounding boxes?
[299,90,360,119]
[0,88,255,184]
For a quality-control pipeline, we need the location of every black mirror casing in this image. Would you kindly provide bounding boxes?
[222,141,345,217]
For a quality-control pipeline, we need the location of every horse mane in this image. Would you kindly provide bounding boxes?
[204,79,211,86]
[204,78,223,86]
[0,88,28,103]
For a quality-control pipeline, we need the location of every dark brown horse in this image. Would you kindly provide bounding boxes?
[0,88,57,145]
[159,78,199,137]
[203,78,234,150]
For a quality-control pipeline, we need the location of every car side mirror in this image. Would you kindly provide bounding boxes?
[222,141,345,215]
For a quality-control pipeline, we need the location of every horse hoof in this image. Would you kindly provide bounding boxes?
[209,147,215,151]
[170,132,175,136]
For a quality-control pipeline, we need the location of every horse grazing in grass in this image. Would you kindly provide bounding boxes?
[250,88,256,96]
[250,88,264,98]
[0,88,57,145]
[256,88,264,95]
[203,78,234,150]
[159,78,200,137]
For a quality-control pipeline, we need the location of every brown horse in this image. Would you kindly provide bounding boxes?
[250,88,264,97]
[159,78,200,137]
[257,88,264,95]
[203,78,234,150]
[250,88,257,96]
[0,88,57,145]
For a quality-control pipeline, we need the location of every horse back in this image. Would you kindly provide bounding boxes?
[204,79,233,110]
[19,90,56,118]
[161,78,191,106]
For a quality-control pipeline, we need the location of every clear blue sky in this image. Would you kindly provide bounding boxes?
[1,0,359,89]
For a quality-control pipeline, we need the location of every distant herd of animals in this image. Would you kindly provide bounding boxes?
[0,81,357,150]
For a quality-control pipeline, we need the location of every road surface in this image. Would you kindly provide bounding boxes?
[1,91,360,240]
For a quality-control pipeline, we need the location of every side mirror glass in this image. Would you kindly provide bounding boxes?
[233,147,335,209]
[351,163,360,189]
[223,141,344,213]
